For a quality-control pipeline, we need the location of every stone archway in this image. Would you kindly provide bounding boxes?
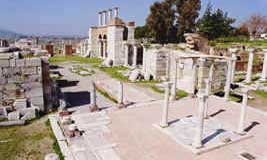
[128,45,134,66]
[103,35,108,58]
[98,35,104,57]
[136,46,143,65]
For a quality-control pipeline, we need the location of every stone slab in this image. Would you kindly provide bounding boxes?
[8,111,20,121]
[154,116,253,155]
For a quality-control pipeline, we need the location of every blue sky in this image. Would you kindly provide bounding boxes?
[0,0,266,36]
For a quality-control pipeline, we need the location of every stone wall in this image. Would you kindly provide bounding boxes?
[0,56,56,112]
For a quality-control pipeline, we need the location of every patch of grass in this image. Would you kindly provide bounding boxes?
[150,85,164,93]
[45,120,64,160]
[96,86,118,103]
[229,95,242,103]
[252,90,267,98]
[98,66,129,82]
[48,55,102,65]
[70,65,95,77]
[0,117,54,160]
[150,85,188,99]
[176,90,189,99]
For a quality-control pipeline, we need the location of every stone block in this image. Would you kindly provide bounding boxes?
[25,58,41,67]
[16,59,25,67]
[14,99,27,110]
[0,59,10,67]
[8,111,20,121]
[10,59,16,67]
[20,109,37,120]
[22,67,37,75]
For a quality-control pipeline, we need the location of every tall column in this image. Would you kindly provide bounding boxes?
[108,9,113,23]
[124,45,129,66]
[193,92,208,149]
[98,12,102,26]
[237,88,249,135]
[204,78,211,119]
[90,81,98,112]
[230,51,238,83]
[133,45,138,67]
[191,59,198,97]
[224,59,233,101]
[118,81,124,108]
[261,50,267,81]
[102,11,107,26]
[160,82,173,128]
[246,48,254,83]
[114,7,119,18]
[170,60,178,101]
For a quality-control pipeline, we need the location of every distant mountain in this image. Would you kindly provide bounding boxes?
[0,29,23,39]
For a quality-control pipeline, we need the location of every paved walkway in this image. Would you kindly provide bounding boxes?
[108,96,267,160]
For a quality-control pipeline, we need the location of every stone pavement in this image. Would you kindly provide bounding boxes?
[108,96,267,160]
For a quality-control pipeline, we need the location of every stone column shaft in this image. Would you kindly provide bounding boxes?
[231,54,237,83]
[114,7,119,18]
[246,51,254,83]
[160,82,172,128]
[108,9,113,23]
[133,46,138,67]
[90,81,98,112]
[191,59,197,96]
[102,11,107,26]
[238,88,249,134]
[261,52,267,81]
[193,93,208,148]
[98,12,102,26]
[170,60,178,101]
[118,81,124,108]
[224,60,233,101]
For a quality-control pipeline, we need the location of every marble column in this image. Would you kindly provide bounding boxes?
[170,59,178,101]
[191,59,198,97]
[133,45,138,67]
[108,9,113,23]
[90,81,98,112]
[204,78,211,119]
[224,59,233,101]
[124,45,129,66]
[230,49,238,83]
[160,82,173,128]
[102,11,107,26]
[98,12,102,26]
[246,49,255,83]
[193,92,208,149]
[261,50,267,81]
[237,88,249,135]
[118,81,124,108]
[114,7,119,18]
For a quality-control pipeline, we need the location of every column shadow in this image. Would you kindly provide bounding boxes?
[209,109,226,117]
[202,129,226,145]
[64,91,91,108]
[244,121,260,133]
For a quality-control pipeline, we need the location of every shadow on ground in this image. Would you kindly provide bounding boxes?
[56,80,79,88]
[64,91,91,107]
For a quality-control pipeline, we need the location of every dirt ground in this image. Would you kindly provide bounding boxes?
[0,116,54,160]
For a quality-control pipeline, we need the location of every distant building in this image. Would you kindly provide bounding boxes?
[64,45,73,56]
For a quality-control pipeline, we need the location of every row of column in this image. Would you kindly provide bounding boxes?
[161,81,250,149]
[98,7,119,26]
[89,80,124,112]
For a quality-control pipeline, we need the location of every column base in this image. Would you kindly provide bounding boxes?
[236,131,247,136]
[169,95,176,101]
[159,123,169,128]
[192,143,203,149]
[117,103,125,109]
[89,105,99,112]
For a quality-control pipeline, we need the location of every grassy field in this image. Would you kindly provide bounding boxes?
[0,116,60,160]
[150,84,188,99]
[210,39,267,48]
[48,55,102,65]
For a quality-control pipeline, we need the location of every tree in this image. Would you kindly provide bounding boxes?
[234,23,250,37]
[197,3,235,40]
[176,0,201,41]
[146,0,176,44]
[135,25,149,39]
[244,14,267,38]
